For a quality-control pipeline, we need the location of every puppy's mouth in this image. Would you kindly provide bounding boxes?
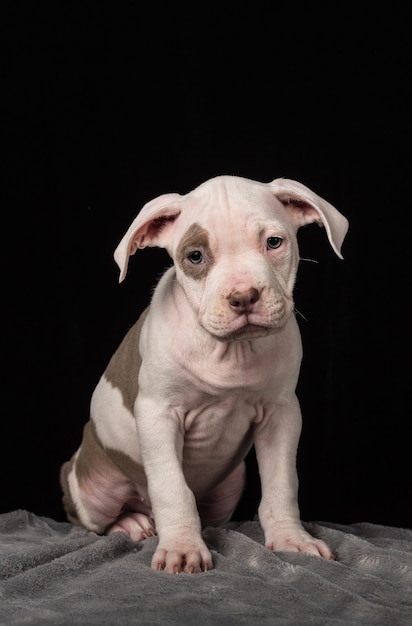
[211,315,286,342]
[203,296,293,341]
[220,323,281,341]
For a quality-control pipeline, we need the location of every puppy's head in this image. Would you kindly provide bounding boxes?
[114,176,348,341]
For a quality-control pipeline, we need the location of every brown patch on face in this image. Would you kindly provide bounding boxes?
[176,223,214,279]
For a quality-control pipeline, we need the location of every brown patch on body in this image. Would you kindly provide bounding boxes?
[60,420,112,527]
[60,455,79,525]
[60,419,147,530]
[176,223,214,279]
[60,308,150,529]
[104,306,149,414]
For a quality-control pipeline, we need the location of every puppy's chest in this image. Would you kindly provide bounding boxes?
[182,395,260,459]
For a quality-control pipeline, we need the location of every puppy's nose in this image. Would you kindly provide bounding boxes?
[227,287,260,311]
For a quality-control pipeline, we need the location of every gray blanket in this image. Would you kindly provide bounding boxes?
[0,510,411,625]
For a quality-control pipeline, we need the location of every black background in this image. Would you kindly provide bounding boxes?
[3,5,411,529]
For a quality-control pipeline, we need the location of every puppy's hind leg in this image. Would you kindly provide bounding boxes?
[107,503,156,542]
[196,462,246,527]
[60,422,154,542]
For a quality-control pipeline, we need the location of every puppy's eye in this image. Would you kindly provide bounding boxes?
[187,250,204,264]
[267,236,283,250]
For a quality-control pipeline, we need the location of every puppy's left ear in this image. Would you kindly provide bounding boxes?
[269,178,349,259]
[114,193,182,282]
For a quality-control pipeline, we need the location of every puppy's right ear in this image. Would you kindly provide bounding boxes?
[114,193,182,282]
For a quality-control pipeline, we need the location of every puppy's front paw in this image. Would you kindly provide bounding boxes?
[265,522,335,560]
[152,538,213,574]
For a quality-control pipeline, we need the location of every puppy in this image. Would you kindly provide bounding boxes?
[61,175,349,573]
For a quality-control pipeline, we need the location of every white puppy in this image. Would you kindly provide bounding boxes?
[61,175,349,574]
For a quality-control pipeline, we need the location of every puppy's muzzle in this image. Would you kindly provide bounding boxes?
[227,287,261,313]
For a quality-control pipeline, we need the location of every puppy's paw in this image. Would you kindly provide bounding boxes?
[107,512,156,542]
[152,538,213,574]
[265,522,335,560]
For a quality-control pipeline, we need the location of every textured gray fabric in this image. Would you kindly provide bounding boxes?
[0,510,411,625]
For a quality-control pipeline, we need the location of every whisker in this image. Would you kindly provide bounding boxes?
[294,308,308,321]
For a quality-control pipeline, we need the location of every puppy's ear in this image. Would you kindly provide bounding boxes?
[114,193,182,282]
[269,178,349,259]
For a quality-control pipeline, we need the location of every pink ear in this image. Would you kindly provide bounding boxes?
[269,178,349,259]
[114,193,182,283]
